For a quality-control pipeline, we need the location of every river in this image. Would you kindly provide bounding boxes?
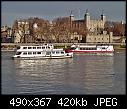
[1,51,125,94]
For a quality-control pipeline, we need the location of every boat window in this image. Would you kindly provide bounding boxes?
[23,52,27,55]
[37,52,41,54]
[33,47,36,49]
[70,47,76,50]
[28,52,32,55]
[52,51,55,54]
[61,51,64,54]
[42,47,45,49]
[56,51,59,54]
[28,47,32,49]
[16,52,21,55]
[33,52,36,54]
[37,47,41,49]
[102,47,106,49]
[48,46,50,49]
[23,47,27,49]
[17,46,20,49]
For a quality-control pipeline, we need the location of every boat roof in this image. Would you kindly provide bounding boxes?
[19,44,53,47]
[79,45,96,48]
[51,49,63,51]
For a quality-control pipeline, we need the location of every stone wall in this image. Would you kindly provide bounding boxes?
[86,32,113,43]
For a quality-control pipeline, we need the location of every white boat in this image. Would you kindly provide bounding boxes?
[66,44,114,54]
[12,44,73,59]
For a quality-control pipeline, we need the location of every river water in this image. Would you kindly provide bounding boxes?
[1,51,125,94]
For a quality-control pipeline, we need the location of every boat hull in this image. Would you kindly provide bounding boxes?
[12,55,73,60]
[67,50,114,53]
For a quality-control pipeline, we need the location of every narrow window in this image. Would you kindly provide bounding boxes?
[23,47,27,49]
[28,52,32,55]
[16,52,21,55]
[56,51,59,54]
[37,52,41,54]
[52,51,55,54]
[33,52,36,54]
[42,47,45,49]
[23,52,27,55]
[33,47,36,49]
[37,47,41,49]
[61,51,64,54]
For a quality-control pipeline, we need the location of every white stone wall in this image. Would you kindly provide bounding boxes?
[86,32,113,43]
[14,32,21,43]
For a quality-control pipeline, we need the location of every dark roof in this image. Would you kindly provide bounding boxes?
[73,19,84,23]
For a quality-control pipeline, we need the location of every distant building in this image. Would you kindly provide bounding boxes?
[1,26,13,43]
[14,20,30,43]
[86,31,113,43]
[70,9,106,32]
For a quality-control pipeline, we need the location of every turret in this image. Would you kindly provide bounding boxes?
[84,9,90,30]
[101,10,106,29]
[70,11,75,21]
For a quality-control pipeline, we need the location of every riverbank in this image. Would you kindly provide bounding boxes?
[1,43,126,51]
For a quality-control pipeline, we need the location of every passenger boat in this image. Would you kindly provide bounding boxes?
[12,44,73,59]
[66,44,114,54]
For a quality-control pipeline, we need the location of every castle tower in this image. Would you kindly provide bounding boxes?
[101,10,106,28]
[70,11,74,33]
[70,10,75,21]
[84,9,91,30]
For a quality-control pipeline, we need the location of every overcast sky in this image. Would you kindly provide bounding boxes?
[1,1,126,27]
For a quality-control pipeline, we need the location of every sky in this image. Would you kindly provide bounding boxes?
[1,1,126,27]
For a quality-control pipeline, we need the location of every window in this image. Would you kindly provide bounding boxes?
[16,52,21,55]
[33,47,36,49]
[37,52,41,54]
[33,52,36,54]
[28,47,32,49]
[80,48,83,50]
[42,47,45,49]
[17,46,20,49]
[28,52,32,55]
[37,47,41,49]
[23,47,27,49]
[102,47,106,49]
[56,51,59,54]
[23,52,27,55]
[61,51,64,54]
[52,51,55,54]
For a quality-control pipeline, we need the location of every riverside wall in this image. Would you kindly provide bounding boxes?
[1,43,126,51]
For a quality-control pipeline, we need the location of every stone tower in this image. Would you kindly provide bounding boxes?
[70,11,75,21]
[101,10,106,28]
[85,9,90,30]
